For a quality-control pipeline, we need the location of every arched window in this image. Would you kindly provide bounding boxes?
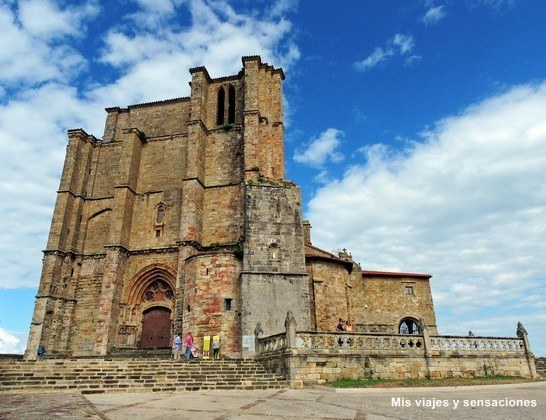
[399,318,421,335]
[228,85,236,124]
[217,87,225,125]
[156,204,165,223]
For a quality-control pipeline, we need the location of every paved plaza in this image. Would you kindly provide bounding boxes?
[0,381,544,419]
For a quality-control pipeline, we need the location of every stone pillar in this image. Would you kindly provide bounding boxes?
[25,129,96,359]
[285,311,296,349]
[94,246,129,355]
[517,322,540,379]
[180,68,208,242]
[254,322,263,354]
[420,317,433,379]
[302,220,312,244]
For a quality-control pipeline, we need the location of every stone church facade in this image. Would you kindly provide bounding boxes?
[25,57,437,360]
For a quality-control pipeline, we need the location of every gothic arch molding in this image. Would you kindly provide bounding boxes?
[125,264,177,305]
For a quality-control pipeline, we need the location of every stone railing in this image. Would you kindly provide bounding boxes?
[256,332,286,354]
[257,332,526,355]
[254,313,539,385]
[429,336,525,353]
[296,332,425,352]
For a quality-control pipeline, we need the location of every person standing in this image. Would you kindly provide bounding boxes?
[212,337,221,359]
[172,333,182,359]
[185,332,194,360]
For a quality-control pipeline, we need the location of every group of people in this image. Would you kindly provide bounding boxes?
[172,332,221,360]
[172,332,193,360]
[336,318,353,332]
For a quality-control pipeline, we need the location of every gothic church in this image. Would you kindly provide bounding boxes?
[25,57,437,359]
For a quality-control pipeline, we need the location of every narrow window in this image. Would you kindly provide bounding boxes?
[217,87,225,125]
[228,85,236,124]
[270,243,279,259]
[155,229,161,238]
[405,285,414,295]
[224,298,232,311]
[156,204,165,223]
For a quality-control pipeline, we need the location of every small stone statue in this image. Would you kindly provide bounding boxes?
[284,310,296,329]
[516,322,527,338]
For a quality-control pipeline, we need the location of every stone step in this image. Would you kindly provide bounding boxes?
[0,358,287,394]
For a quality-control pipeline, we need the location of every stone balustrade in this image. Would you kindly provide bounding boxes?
[295,332,425,352]
[254,314,538,387]
[258,331,526,355]
[429,336,525,353]
[257,333,286,353]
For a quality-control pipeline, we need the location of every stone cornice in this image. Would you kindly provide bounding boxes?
[43,249,77,259]
[240,271,308,277]
[129,246,179,256]
[186,119,209,133]
[104,244,131,257]
[35,294,77,303]
[44,246,181,259]
[114,184,138,195]
[181,176,206,189]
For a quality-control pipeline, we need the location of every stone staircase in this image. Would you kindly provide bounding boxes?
[0,358,287,394]
[535,357,546,379]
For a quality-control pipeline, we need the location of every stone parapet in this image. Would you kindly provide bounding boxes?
[255,319,539,387]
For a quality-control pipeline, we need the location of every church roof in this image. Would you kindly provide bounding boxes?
[361,270,432,279]
[304,244,431,279]
[304,243,354,271]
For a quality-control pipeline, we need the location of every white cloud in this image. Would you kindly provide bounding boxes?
[393,34,415,54]
[294,128,345,168]
[96,0,299,104]
[354,47,393,71]
[306,82,546,349]
[0,328,26,354]
[422,5,446,25]
[0,1,97,90]
[18,0,99,40]
[354,34,415,72]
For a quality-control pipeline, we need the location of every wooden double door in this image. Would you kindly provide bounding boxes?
[140,307,171,349]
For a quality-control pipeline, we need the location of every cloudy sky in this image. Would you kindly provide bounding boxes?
[1,0,545,356]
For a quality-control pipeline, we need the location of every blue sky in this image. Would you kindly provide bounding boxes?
[1,0,545,356]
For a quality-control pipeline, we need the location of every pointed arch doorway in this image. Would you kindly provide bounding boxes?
[140,306,172,349]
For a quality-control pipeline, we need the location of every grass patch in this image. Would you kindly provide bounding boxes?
[329,375,538,388]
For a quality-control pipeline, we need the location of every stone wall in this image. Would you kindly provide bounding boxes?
[307,260,352,331]
[352,274,438,335]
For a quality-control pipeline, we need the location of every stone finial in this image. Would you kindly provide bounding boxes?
[338,248,352,259]
[516,322,527,338]
[468,330,475,336]
[254,322,264,354]
[254,322,263,337]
